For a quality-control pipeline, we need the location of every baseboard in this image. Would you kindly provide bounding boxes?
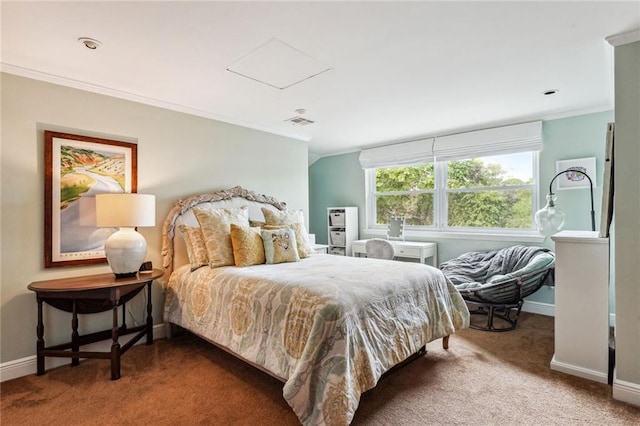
[521,301,617,327]
[522,300,555,317]
[549,355,608,384]
[0,323,166,383]
[613,378,640,407]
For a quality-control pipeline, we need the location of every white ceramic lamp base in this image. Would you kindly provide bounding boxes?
[104,227,147,278]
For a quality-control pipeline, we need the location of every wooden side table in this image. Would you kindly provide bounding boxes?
[28,268,164,380]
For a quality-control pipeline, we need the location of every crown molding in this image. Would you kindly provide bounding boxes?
[606,29,640,47]
[0,63,310,143]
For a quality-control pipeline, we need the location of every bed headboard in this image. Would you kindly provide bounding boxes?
[161,186,287,277]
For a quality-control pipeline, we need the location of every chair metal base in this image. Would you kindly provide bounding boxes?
[465,300,524,332]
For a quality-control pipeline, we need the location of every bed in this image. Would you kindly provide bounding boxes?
[161,186,470,425]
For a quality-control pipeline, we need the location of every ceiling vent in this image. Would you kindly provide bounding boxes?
[284,115,315,126]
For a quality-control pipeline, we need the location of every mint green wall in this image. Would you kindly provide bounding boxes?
[309,151,365,244]
[540,112,613,232]
[309,111,614,307]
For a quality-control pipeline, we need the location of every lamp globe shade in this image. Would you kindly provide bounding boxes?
[534,194,566,236]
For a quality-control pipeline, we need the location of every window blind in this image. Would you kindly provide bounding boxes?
[433,121,542,161]
[358,138,434,169]
[359,121,542,168]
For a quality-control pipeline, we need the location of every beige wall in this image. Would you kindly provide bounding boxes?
[613,41,640,389]
[0,73,308,363]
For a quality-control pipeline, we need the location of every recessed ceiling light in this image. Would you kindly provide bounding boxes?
[78,37,102,50]
[542,89,559,96]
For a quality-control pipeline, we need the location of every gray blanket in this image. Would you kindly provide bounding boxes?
[440,245,553,290]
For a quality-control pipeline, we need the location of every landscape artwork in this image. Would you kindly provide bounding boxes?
[44,131,137,268]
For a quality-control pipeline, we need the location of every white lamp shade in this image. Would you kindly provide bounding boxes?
[96,193,156,227]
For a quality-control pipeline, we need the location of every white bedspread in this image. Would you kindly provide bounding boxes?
[164,254,469,425]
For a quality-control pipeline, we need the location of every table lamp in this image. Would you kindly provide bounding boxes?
[96,193,156,277]
[534,168,595,236]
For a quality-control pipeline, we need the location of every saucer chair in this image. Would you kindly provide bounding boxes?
[440,246,555,331]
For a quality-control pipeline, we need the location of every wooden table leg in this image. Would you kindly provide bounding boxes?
[71,299,79,367]
[36,297,45,376]
[146,281,153,345]
[121,302,127,331]
[110,301,121,380]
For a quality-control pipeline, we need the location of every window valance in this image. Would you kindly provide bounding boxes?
[433,121,542,162]
[359,121,542,168]
[358,138,435,169]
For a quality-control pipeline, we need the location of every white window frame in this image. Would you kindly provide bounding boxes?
[365,152,542,242]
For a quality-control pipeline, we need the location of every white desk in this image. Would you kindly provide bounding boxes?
[351,239,438,267]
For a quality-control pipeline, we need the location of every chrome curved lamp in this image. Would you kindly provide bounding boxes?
[534,168,595,236]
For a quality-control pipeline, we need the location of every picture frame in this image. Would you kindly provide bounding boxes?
[599,123,615,238]
[555,157,597,190]
[44,131,137,268]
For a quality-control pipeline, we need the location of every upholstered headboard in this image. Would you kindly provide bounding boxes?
[161,186,287,277]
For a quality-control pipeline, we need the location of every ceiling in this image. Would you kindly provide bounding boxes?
[2,1,639,163]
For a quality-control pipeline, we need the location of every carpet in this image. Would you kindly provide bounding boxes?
[2,313,639,425]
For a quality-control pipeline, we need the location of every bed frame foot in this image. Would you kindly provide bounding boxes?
[442,335,449,350]
[165,322,173,340]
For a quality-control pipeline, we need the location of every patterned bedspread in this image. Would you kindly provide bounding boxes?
[163,254,469,425]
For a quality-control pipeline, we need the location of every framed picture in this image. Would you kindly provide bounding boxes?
[599,123,615,238]
[555,157,597,190]
[44,131,137,268]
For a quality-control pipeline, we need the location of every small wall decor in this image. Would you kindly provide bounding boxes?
[555,157,597,190]
[44,131,137,268]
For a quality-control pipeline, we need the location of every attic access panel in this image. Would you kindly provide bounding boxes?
[227,38,332,90]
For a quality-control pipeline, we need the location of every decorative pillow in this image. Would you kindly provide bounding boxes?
[261,208,314,258]
[230,224,265,267]
[178,225,209,271]
[263,223,311,258]
[194,206,250,267]
[261,228,300,264]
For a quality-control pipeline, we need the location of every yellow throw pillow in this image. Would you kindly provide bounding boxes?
[261,208,314,258]
[178,225,209,271]
[194,206,249,267]
[230,224,266,267]
[261,228,300,264]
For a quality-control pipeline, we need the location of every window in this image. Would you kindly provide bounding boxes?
[361,122,542,234]
[368,151,538,232]
[374,163,435,227]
